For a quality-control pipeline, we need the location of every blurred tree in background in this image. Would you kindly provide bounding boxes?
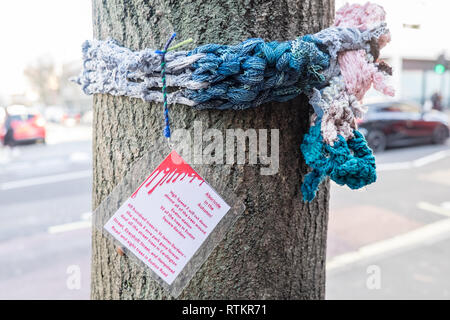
[24,55,60,106]
[24,55,91,112]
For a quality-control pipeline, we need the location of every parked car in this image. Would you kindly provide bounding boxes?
[0,105,46,146]
[44,105,65,123]
[62,109,81,126]
[358,101,449,152]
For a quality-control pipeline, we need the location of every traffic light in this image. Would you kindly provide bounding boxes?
[435,54,447,74]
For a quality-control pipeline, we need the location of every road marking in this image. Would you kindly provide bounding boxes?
[417,201,450,217]
[376,162,412,171]
[377,150,450,172]
[48,220,92,234]
[412,150,450,167]
[327,218,450,272]
[48,211,92,234]
[0,170,91,191]
[81,211,92,221]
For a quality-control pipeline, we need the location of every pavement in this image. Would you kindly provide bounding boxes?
[326,140,450,299]
[0,124,92,299]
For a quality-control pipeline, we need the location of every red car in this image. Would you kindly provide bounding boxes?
[0,106,46,146]
[358,101,449,152]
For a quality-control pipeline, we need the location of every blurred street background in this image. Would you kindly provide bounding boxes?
[0,0,450,299]
[0,0,93,299]
[0,125,92,299]
[326,0,450,300]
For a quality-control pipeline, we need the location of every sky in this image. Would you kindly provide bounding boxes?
[336,0,450,59]
[0,0,92,98]
[0,0,449,102]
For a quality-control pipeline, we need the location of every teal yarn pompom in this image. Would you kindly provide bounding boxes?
[300,124,376,201]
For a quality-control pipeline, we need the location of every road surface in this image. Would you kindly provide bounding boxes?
[1,123,448,299]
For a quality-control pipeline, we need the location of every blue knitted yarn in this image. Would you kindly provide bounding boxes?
[185,35,330,110]
[300,124,376,201]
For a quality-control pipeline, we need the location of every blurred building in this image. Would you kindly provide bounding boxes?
[336,0,450,108]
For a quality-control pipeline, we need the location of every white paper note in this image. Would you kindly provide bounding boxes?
[104,151,231,285]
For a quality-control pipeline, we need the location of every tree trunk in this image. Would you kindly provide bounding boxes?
[91,0,334,300]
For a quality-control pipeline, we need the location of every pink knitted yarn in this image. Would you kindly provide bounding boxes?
[338,50,394,100]
[335,2,394,100]
[378,33,391,49]
[321,97,355,144]
[334,2,386,30]
[372,68,395,96]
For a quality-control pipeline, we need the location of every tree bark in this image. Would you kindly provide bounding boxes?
[91,0,334,300]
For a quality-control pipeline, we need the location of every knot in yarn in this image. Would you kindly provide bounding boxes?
[185,36,330,110]
[156,32,178,138]
[300,123,376,201]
